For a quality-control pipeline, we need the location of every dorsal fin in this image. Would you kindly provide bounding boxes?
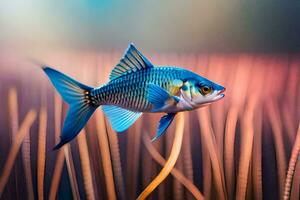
[109,43,154,80]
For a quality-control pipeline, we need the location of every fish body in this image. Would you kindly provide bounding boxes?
[43,44,225,149]
[92,67,223,113]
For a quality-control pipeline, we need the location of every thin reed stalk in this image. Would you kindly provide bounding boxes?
[106,118,126,200]
[182,113,194,184]
[182,113,194,200]
[126,118,143,199]
[49,93,64,200]
[7,87,20,198]
[95,111,117,200]
[224,106,238,199]
[283,123,300,200]
[21,113,34,200]
[8,87,19,141]
[266,99,287,198]
[173,152,184,200]
[142,132,204,200]
[197,108,227,199]
[37,107,47,200]
[290,161,300,200]
[49,151,64,200]
[64,145,80,200]
[236,96,256,199]
[77,129,96,200]
[137,112,185,200]
[54,93,80,199]
[0,110,37,197]
[252,107,263,200]
[202,138,212,199]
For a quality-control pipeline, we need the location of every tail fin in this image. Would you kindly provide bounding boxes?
[43,67,97,150]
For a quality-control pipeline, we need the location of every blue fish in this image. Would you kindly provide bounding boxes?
[43,44,225,149]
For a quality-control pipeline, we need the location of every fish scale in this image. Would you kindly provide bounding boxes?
[91,67,182,112]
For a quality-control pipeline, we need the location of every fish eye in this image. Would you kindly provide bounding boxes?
[199,85,212,95]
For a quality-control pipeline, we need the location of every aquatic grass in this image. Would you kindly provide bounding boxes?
[266,99,287,198]
[283,123,300,200]
[291,163,300,199]
[126,117,143,200]
[197,107,227,199]
[252,107,263,200]
[235,96,256,200]
[142,132,204,200]
[182,113,194,200]
[201,135,212,199]
[8,87,19,142]
[37,107,47,200]
[77,129,96,200]
[49,93,64,200]
[0,110,37,197]
[21,111,35,200]
[64,145,81,200]
[95,111,117,200]
[105,117,126,200]
[7,87,20,198]
[137,112,185,200]
[49,150,64,200]
[224,106,239,199]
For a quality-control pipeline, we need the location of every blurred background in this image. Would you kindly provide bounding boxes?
[0,1,299,200]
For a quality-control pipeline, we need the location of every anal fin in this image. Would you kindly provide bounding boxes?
[152,113,176,141]
[102,105,142,132]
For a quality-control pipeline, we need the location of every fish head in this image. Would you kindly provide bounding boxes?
[180,77,225,108]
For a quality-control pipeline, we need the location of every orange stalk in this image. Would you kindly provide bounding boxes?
[37,107,47,200]
[77,129,96,200]
[95,111,117,200]
[197,108,227,199]
[252,107,263,200]
[142,132,204,200]
[137,112,185,200]
[236,96,256,199]
[106,118,126,200]
[266,100,287,198]
[283,123,300,200]
[0,110,37,197]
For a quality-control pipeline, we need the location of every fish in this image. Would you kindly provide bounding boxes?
[43,44,226,150]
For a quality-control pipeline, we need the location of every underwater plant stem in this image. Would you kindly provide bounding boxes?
[224,106,239,199]
[49,94,64,200]
[95,111,117,200]
[64,145,80,200]
[252,107,263,200]
[0,110,36,197]
[198,108,227,200]
[236,96,256,200]
[283,123,300,200]
[142,132,204,200]
[8,87,20,199]
[37,107,47,200]
[266,100,287,198]
[106,118,126,200]
[77,129,96,200]
[137,112,185,200]
[49,150,64,200]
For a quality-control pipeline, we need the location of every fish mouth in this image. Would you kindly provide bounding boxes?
[213,88,226,102]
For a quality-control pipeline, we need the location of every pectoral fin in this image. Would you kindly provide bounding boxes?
[151,113,176,141]
[147,83,179,111]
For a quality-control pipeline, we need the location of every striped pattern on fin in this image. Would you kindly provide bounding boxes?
[102,105,142,132]
[152,113,176,141]
[109,43,154,80]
